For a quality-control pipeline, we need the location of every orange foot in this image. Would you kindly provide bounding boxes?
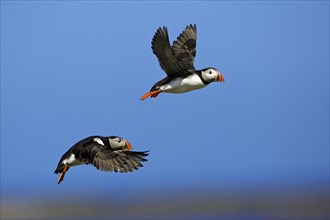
[57,165,70,185]
[140,90,161,100]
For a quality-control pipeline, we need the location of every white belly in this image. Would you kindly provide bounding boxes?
[160,74,206,94]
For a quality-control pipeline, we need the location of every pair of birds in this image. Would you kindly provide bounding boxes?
[55,24,225,184]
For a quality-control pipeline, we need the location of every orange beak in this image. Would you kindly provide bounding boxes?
[217,73,225,82]
[125,140,133,151]
[57,165,70,185]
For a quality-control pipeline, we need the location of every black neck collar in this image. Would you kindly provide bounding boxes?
[196,71,211,85]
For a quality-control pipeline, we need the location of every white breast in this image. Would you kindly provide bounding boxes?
[160,74,206,94]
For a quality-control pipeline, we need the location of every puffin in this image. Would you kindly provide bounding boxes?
[54,135,149,184]
[141,24,225,100]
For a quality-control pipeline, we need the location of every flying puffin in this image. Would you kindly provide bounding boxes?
[140,24,225,100]
[54,135,149,184]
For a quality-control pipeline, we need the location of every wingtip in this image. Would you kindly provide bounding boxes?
[143,150,150,156]
[187,24,197,29]
[156,25,167,33]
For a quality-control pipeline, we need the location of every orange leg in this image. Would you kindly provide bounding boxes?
[140,90,161,100]
[57,165,70,185]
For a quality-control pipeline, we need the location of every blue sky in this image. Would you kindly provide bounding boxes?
[1,1,329,197]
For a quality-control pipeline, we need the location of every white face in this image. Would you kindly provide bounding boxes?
[62,153,81,166]
[108,136,125,150]
[201,68,221,83]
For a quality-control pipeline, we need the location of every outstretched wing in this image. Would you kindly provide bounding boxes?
[151,26,185,77]
[92,148,149,173]
[172,24,197,72]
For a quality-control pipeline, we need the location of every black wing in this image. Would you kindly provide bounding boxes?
[151,26,185,77]
[92,146,149,173]
[172,24,197,72]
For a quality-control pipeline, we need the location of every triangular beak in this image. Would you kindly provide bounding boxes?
[125,140,133,151]
[217,72,225,82]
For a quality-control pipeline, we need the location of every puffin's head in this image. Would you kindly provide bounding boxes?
[201,68,225,83]
[109,136,133,151]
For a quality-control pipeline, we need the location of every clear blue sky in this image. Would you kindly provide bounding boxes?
[1,1,329,197]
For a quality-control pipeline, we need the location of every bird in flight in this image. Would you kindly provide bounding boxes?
[54,135,149,184]
[141,24,225,100]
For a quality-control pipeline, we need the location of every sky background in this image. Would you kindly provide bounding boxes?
[1,0,329,215]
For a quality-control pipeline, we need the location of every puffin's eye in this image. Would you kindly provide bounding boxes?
[112,138,120,143]
[209,71,212,74]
